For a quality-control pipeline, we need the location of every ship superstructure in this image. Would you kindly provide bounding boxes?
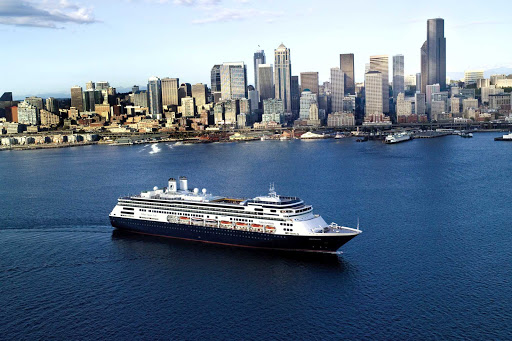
[110,177,361,253]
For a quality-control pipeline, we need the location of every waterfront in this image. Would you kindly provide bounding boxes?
[1,133,511,339]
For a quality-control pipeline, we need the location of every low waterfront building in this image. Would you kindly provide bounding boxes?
[363,113,391,126]
[40,109,60,126]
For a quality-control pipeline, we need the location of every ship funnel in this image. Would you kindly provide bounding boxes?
[168,178,177,192]
[193,188,199,194]
[179,176,188,191]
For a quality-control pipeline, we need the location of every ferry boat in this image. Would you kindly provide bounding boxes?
[109,177,361,253]
[385,132,413,144]
[495,132,512,141]
[300,131,327,140]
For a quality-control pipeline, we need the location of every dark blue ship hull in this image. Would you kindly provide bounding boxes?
[110,216,357,253]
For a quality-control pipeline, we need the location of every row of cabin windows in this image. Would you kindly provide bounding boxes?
[130,205,284,221]
[283,228,294,232]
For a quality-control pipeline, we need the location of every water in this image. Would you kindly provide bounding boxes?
[1,134,511,340]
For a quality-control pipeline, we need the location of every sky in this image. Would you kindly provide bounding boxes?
[1,0,512,98]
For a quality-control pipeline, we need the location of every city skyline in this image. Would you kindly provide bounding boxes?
[1,0,512,98]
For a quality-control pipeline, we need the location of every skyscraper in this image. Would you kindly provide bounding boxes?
[220,62,248,100]
[274,43,292,113]
[299,90,317,120]
[300,72,319,94]
[340,54,355,95]
[365,71,383,116]
[393,55,405,101]
[330,68,344,113]
[253,50,265,91]
[258,64,274,101]
[70,86,83,112]
[86,81,95,90]
[291,76,300,116]
[211,65,221,92]
[421,18,446,92]
[370,55,389,113]
[147,76,162,117]
[191,83,208,109]
[161,78,179,106]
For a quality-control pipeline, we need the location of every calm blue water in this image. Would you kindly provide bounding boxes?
[1,134,511,340]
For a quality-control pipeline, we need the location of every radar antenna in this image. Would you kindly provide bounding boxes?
[269,182,277,198]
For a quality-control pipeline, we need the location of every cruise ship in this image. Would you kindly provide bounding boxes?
[385,132,413,144]
[109,177,361,253]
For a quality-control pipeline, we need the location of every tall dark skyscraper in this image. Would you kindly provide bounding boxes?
[340,53,355,95]
[421,18,446,93]
[211,65,221,93]
[291,76,300,117]
[253,50,265,91]
[393,55,404,101]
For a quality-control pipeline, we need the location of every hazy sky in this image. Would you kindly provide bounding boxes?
[1,0,511,98]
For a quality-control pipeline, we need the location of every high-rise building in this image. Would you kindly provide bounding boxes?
[147,76,162,117]
[133,90,148,107]
[396,93,412,116]
[258,64,274,101]
[340,53,355,95]
[253,50,265,91]
[220,62,247,100]
[393,55,405,101]
[86,81,95,90]
[17,101,40,125]
[421,18,446,93]
[161,78,179,106]
[291,76,300,116]
[192,83,208,109]
[223,100,240,124]
[369,55,389,113]
[132,85,139,94]
[70,86,83,112]
[415,93,426,115]
[82,90,102,112]
[248,89,259,112]
[330,68,344,113]
[426,83,441,114]
[25,97,44,110]
[178,83,192,105]
[300,72,319,94]
[181,97,196,117]
[211,65,222,92]
[96,81,109,90]
[274,43,292,113]
[299,90,317,120]
[416,73,422,91]
[464,70,484,85]
[364,71,383,116]
[45,97,59,114]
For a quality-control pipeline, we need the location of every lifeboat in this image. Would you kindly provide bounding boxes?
[179,216,191,224]
[265,225,276,233]
[251,223,264,232]
[220,221,233,229]
[235,222,248,230]
[191,217,204,226]
[205,219,217,227]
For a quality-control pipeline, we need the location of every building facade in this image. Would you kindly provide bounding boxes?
[161,78,179,106]
[365,71,383,116]
[393,55,405,101]
[253,50,265,91]
[258,64,274,101]
[148,76,163,118]
[330,68,344,113]
[300,72,319,94]
[421,18,447,92]
[370,55,389,113]
[340,53,355,95]
[274,43,292,113]
[220,62,248,100]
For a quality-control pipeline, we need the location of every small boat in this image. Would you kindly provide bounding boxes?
[191,217,204,225]
[250,223,264,232]
[205,220,217,227]
[460,132,473,138]
[220,221,233,229]
[334,132,346,139]
[265,225,276,233]
[179,216,191,224]
[235,222,248,230]
[260,136,268,141]
[280,136,290,141]
[494,132,512,141]
[356,136,368,142]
